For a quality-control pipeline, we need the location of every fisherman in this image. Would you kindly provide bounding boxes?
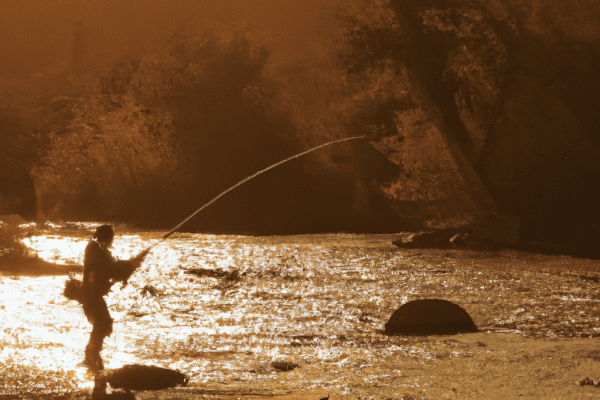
[80,224,149,370]
[68,135,363,371]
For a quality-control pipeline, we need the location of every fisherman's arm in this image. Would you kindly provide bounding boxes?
[110,249,151,284]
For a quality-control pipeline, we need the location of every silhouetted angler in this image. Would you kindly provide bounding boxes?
[79,224,149,370]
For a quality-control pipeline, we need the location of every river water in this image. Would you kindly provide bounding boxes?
[1,223,600,398]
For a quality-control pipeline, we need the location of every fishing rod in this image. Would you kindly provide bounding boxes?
[138,135,365,254]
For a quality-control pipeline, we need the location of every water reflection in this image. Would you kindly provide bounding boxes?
[2,223,599,396]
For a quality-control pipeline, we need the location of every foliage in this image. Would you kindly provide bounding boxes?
[420,7,509,153]
[335,0,407,74]
[328,0,484,227]
[31,23,293,226]
[0,106,39,216]
[0,223,30,258]
[263,0,412,152]
[32,88,177,222]
[370,107,477,228]
[496,0,600,44]
[0,67,95,219]
[139,25,289,197]
[3,0,600,233]
[378,107,455,202]
[1,3,501,228]
[3,1,538,229]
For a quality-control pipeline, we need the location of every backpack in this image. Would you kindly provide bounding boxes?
[63,273,84,303]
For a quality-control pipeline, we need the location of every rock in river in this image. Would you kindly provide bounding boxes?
[385,299,478,336]
[94,364,188,392]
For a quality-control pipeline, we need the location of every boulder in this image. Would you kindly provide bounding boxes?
[271,361,299,372]
[385,299,478,336]
[94,364,188,392]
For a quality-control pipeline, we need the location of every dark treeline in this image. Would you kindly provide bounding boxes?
[0,12,412,234]
[2,0,600,242]
[4,25,300,230]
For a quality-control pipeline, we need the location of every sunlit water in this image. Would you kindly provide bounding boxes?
[2,224,600,397]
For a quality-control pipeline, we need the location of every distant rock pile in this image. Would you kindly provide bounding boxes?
[184,267,242,281]
[392,214,521,251]
[580,378,600,388]
[385,299,478,336]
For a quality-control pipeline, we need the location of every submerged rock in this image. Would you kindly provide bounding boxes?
[385,299,478,336]
[95,364,188,392]
[185,267,241,281]
[271,361,299,372]
[141,284,159,297]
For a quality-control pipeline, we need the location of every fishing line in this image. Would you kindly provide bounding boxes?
[143,135,365,252]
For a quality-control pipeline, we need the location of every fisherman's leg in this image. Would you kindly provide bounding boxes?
[82,299,113,369]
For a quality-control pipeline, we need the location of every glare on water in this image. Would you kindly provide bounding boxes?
[3,223,600,397]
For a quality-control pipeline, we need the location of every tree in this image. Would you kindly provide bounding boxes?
[33,87,177,222]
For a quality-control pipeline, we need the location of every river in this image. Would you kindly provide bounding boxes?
[1,223,600,398]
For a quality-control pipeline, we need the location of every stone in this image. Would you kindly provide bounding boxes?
[385,299,478,336]
[185,267,241,281]
[141,284,159,297]
[95,364,188,391]
[271,361,299,372]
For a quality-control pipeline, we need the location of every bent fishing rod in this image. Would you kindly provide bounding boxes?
[138,135,365,254]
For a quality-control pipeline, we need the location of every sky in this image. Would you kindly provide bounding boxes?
[1,0,337,77]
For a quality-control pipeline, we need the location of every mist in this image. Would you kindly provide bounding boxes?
[1,0,336,78]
